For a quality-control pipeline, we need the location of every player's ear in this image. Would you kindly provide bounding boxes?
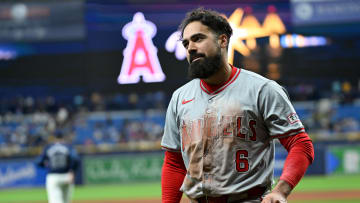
[218,34,228,48]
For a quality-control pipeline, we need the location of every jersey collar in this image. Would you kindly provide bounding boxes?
[200,65,240,95]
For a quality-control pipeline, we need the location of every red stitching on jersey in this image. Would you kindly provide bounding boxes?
[212,68,240,94]
[200,81,211,94]
[200,66,241,95]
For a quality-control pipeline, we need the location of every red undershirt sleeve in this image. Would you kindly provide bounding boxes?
[162,150,187,203]
[278,132,315,189]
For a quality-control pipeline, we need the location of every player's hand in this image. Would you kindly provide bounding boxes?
[261,192,287,203]
[68,172,75,184]
[262,180,291,203]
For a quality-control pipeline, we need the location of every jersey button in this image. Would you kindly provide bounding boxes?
[208,99,213,103]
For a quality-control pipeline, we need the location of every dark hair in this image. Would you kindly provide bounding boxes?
[179,7,233,46]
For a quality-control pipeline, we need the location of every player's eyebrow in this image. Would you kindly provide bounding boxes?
[181,33,206,47]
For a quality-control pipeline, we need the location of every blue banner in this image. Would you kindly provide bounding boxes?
[0,159,46,188]
[0,0,85,43]
[291,0,360,26]
[274,143,327,176]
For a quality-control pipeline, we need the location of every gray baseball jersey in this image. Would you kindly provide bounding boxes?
[161,67,304,199]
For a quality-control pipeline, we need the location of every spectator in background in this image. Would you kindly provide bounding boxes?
[36,130,79,203]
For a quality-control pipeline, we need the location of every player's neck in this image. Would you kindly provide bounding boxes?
[202,62,232,86]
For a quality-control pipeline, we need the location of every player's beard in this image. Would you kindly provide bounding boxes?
[187,48,222,80]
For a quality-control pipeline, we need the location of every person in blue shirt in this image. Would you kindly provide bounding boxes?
[37,130,79,203]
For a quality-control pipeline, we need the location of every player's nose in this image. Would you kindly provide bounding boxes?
[188,50,198,63]
[187,41,197,53]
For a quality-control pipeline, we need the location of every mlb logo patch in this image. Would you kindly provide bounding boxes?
[287,113,300,124]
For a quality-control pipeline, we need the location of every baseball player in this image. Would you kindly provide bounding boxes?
[37,130,79,203]
[161,8,314,203]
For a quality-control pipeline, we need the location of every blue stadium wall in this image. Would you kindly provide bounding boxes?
[0,141,360,189]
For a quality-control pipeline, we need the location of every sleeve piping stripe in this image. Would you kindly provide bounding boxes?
[161,146,181,152]
[271,128,305,139]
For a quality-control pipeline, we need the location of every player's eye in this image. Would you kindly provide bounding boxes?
[192,36,202,43]
[182,41,189,49]
[193,34,206,42]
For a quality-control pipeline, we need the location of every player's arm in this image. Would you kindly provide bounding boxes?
[259,82,314,202]
[161,92,185,203]
[35,146,48,168]
[162,150,186,203]
[262,132,314,203]
[161,130,186,203]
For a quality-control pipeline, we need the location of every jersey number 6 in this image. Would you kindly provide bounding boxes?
[235,150,249,172]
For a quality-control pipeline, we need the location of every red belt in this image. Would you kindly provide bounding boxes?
[195,186,266,203]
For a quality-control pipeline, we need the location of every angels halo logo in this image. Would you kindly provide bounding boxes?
[118,12,165,84]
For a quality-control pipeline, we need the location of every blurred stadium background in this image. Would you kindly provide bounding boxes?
[0,0,360,202]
